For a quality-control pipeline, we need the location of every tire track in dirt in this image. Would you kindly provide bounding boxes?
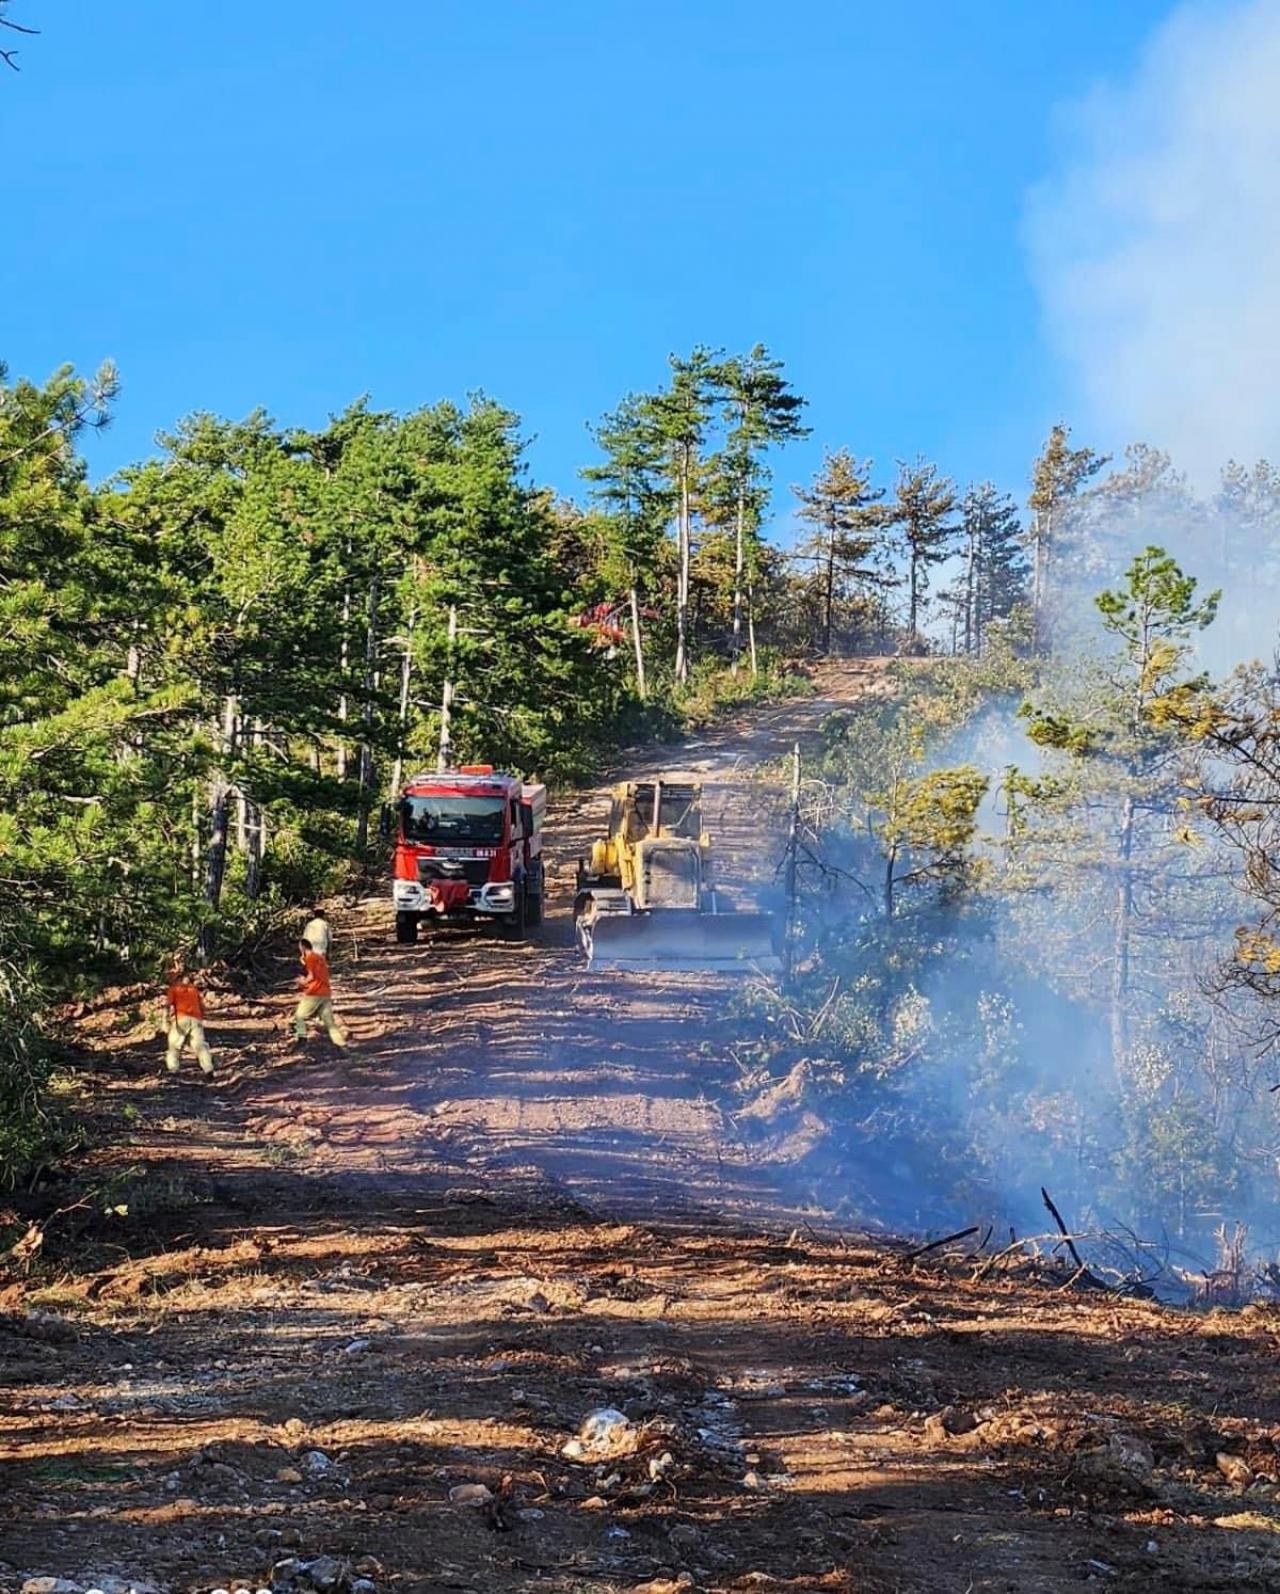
[233,661,889,1221]
[12,661,1280,1594]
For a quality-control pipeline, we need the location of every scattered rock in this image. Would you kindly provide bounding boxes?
[275,1466,303,1484]
[350,1582,376,1594]
[563,1406,640,1462]
[50,1394,85,1413]
[668,1522,700,1554]
[923,1406,977,1444]
[1216,1451,1254,1489]
[301,1450,334,1477]
[341,1338,371,1356]
[22,1580,82,1594]
[449,1483,494,1506]
[1078,1432,1155,1490]
[304,1559,345,1593]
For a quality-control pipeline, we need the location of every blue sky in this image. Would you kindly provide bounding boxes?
[1,0,1172,514]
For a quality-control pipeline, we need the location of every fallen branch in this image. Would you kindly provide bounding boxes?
[899,1226,980,1265]
[1041,1186,1108,1290]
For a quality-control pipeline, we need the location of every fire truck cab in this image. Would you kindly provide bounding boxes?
[385,766,547,945]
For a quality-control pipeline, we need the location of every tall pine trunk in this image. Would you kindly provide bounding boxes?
[908,539,920,640]
[674,443,692,684]
[437,604,458,771]
[731,483,746,675]
[963,523,977,656]
[243,719,264,901]
[628,581,647,700]
[823,508,836,655]
[199,694,239,962]
[389,608,415,800]
[747,583,759,677]
[1110,791,1136,1068]
[883,843,897,918]
[354,575,379,853]
[1031,508,1051,653]
[337,576,352,779]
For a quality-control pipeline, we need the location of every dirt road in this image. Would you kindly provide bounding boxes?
[5,662,1280,1594]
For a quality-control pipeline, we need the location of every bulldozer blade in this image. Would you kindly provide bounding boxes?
[585,911,781,974]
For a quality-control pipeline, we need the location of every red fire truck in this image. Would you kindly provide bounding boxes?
[384,766,547,945]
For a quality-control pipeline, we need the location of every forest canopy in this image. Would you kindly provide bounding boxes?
[5,347,1280,1257]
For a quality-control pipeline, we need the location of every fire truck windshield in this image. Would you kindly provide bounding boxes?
[399,795,506,845]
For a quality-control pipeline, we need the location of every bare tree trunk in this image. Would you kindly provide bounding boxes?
[437,604,458,771]
[354,575,379,854]
[823,508,836,655]
[1031,508,1052,653]
[118,627,143,763]
[199,694,239,962]
[782,743,801,985]
[389,612,415,800]
[244,719,264,901]
[628,582,647,700]
[235,792,247,853]
[674,445,692,684]
[747,582,759,677]
[963,524,977,655]
[337,576,352,779]
[732,484,746,675]
[908,544,920,640]
[1110,793,1136,1068]
[190,785,202,891]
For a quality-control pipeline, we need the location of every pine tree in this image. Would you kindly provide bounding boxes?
[793,450,887,655]
[716,346,808,674]
[891,458,957,644]
[583,394,670,699]
[1020,547,1220,1067]
[644,349,721,684]
[1027,424,1107,649]
[952,482,1027,654]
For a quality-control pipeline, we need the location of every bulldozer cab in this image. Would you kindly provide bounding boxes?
[576,771,780,973]
[618,779,703,844]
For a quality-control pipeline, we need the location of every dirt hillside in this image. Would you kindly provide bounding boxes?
[5,661,1280,1594]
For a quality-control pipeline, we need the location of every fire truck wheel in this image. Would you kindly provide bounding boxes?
[526,872,544,927]
[501,883,528,941]
[395,911,419,945]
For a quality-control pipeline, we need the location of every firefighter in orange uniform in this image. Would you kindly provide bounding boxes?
[165,964,214,1077]
[292,939,348,1048]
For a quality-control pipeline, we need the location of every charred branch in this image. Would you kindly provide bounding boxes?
[0,5,37,71]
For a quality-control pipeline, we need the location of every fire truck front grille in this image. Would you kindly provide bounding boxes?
[418,857,492,888]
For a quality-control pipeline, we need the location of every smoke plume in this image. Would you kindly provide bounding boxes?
[1027,0,1280,487]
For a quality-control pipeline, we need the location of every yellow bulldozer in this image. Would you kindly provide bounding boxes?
[573,774,780,973]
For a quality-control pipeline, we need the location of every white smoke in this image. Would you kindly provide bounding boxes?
[1027,0,1280,487]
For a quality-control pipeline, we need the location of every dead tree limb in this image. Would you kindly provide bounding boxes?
[1041,1187,1108,1290]
[899,1226,980,1265]
[0,5,37,71]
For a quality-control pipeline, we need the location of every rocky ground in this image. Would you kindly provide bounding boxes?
[5,664,1280,1594]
